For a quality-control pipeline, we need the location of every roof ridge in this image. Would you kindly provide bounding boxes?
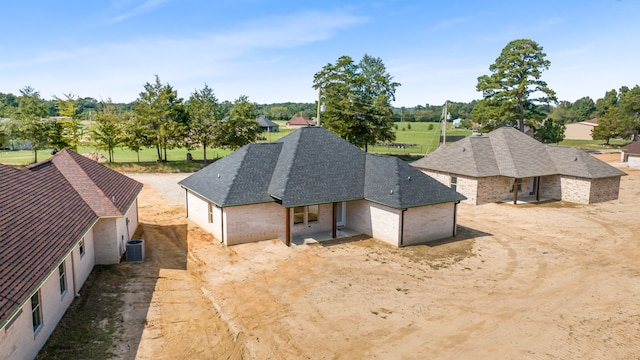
[51,151,121,216]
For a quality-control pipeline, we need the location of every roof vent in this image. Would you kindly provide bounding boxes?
[462,147,466,152]
[407,176,411,181]
[574,156,578,161]
[217,173,221,178]
[111,196,116,203]
[390,190,394,194]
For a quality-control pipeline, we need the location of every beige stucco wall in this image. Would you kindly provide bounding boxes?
[0,255,75,360]
[124,199,139,241]
[186,191,223,242]
[93,218,120,265]
[402,202,456,246]
[564,123,595,140]
[588,177,621,203]
[223,203,284,245]
[73,228,96,292]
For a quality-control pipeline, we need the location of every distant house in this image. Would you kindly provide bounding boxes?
[564,118,598,140]
[411,127,625,205]
[179,127,465,247]
[620,141,640,168]
[256,115,279,132]
[452,118,462,128]
[285,116,315,128]
[0,149,142,360]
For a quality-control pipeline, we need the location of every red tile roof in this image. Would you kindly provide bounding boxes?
[622,141,640,155]
[286,116,315,126]
[0,150,142,328]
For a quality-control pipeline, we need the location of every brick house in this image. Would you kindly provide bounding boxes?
[179,127,465,247]
[620,141,640,168]
[0,149,142,360]
[411,127,625,205]
[285,116,315,128]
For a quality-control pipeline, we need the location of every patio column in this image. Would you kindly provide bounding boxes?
[536,176,541,201]
[285,207,291,246]
[513,178,518,205]
[332,202,337,239]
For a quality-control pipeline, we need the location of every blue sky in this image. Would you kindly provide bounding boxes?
[1,0,638,107]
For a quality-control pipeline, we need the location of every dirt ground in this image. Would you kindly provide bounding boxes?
[120,155,640,359]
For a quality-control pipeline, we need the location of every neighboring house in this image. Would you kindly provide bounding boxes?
[411,127,625,205]
[256,115,279,132]
[179,127,465,247]
[0,149,142,360]
[285,116,315,128]
[452,118,462,128]
[564,118,598,140]
[620,141,640,168]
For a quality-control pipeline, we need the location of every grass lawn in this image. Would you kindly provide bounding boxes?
[7,122,625,167]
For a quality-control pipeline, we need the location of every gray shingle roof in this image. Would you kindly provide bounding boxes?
[257,115,279,128]
[412,127,624,179]
[180,127,464,208]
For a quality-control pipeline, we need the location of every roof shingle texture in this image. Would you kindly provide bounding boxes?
[0,150,142,328]
[180,127,465,208]
[411,127,625,179]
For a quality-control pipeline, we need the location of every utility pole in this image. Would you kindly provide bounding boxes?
[441,100,448,146]
[316,88,322,127]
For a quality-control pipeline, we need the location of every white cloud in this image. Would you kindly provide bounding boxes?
[110,0,170,23]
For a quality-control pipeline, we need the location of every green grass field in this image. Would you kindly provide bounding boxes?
[1,121,624,167]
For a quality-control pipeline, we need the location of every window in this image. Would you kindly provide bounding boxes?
[31,292,42,332]
[293,205,319,225]
[208,202,214,223]
[59,263,67,295]
[79,239,85,256]
[450,176,458,191]
[510,178,522,193]
[293,206,305,224]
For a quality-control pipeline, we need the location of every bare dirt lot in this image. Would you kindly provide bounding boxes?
[120,156,640,359]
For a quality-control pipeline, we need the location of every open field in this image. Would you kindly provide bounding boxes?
[40,155,640,359]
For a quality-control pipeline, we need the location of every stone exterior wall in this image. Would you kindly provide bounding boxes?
[347,200,401,246]
[540,175,561,200]
[559,176,591,204]
[419,170,478,205]
[589,177,621,203]
[223,203,284,246]
[402,202,456,246]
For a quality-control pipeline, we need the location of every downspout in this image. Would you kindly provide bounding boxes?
[220,206,224,244]
[185,189,189,218]
[285,207,291,246]
[399,208,407,246]
[70,248,79,297]
[453,201,460,237]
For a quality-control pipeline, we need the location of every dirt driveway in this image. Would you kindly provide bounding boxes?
[121,158,640,359]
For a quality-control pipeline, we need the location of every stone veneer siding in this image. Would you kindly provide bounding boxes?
[588,177,621,203]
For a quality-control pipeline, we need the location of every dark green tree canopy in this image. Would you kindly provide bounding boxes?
[475,39,557,132]
[312,54,399,151]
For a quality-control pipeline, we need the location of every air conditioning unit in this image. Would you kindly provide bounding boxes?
[126,240,145,262]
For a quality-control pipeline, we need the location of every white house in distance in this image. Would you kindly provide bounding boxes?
[0,149,142,360]
[179,127,465,247]
[620,141,640,168]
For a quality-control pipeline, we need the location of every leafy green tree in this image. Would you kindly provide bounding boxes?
[53,93,84,152]
[186,84,221,163]
[90,102,125,162]
[216,95,260,150]
[15,86,51,162]
[592,107,622,145]
[122,114,152,162]
[534,118,565,144]
[572,97,596,121]
[470,99,506,131]
[313,54,399,151]
[134,76,188,162]
[476,39,557,132]
[619,85,640,140]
